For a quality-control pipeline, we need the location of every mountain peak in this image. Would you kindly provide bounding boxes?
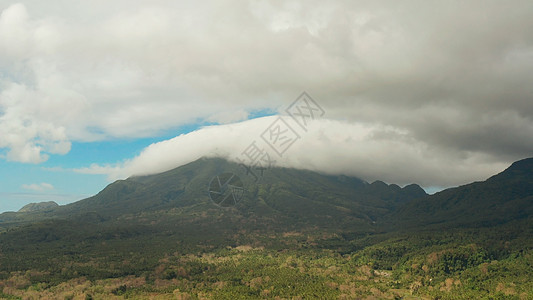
[402,183,427,197]
[18,201,59,213]
[505,157,533,173]
[487,157,533,183]
[393,157,533,229]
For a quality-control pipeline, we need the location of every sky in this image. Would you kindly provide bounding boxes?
[1,0,532,212]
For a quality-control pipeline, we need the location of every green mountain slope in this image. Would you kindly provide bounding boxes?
[1,157,426,232]
[391,157,533,229]
[64,157,425,222]
[0,157,427,279]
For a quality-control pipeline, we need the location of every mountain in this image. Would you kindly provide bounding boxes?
[391,157,533,229]
[3,156,531,235]
[18,201,59,213]
[0,157,431,264]
[0,157,531,299]
[0,157,426,231]
[0,157,428,275]
[64,157,426,221]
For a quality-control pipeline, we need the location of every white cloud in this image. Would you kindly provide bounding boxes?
[77,116,509,187]
[0,0,532,184]
[21,182,54,192]
[0,82,72,163]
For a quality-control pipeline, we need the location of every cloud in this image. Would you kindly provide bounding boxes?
[0,1,532,183]
[206,110,250,125]
[77,116,510,188]
[21,182,54,192]
[74,163,122,176]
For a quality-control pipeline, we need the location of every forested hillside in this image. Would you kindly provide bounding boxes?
[0,157,531,299]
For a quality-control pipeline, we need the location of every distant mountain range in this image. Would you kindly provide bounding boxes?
[391,157,533,229]
[0,157,429,241]
[2,157,531,234]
